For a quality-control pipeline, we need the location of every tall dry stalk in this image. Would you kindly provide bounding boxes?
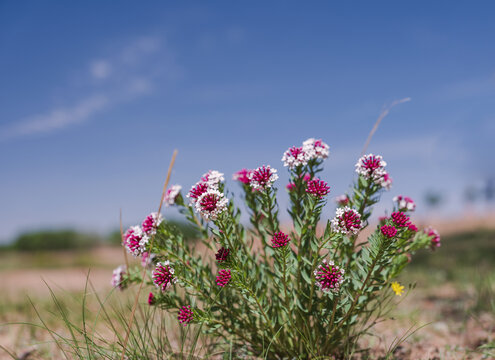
[361,97,411,155]
[120,149,178,360]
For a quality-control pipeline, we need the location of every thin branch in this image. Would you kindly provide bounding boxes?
[361,97,411,156]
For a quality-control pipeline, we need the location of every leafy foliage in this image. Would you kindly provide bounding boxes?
[118,143,437,359]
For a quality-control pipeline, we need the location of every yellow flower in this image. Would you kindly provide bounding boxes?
[391,281,405,296]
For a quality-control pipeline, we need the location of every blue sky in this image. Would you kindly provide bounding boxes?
[1,1,494,242]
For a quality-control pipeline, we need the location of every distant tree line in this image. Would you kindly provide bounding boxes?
[4,219,199,252]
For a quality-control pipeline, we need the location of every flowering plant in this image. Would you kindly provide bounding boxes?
[114,139,440,358]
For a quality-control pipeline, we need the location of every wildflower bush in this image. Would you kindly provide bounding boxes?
[114,139,440,359]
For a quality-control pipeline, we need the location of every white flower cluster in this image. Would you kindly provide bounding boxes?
[377,173,393,190]
[111,265,127,290]
[302,138,330,160]
[282,146,310,169]
[202,170,225,188]
[195,189,229,221]
[281,138,330,169]
[163,185,182,206]
[393,195,416,211]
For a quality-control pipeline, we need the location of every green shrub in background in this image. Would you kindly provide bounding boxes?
[13,229,101,251]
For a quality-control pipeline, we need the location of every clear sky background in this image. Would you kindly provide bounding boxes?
[1,1,494,243]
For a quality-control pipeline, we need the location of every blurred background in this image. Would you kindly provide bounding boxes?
[1,2,495,358]
[1,1,495,246]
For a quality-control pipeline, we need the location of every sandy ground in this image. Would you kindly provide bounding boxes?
[1,215,494,359]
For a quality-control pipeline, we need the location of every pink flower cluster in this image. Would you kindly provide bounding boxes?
[286,173,311,192]
[216,269,231,287]
[111,265,127,290]
[123,226,148,256]
[232,169,252,185]
[425,227,441,250]
[335,194,349,206]
[141,252,157,268]
[148,292,155,305]
[195,189,229,220]
[390,211,411,228]
[123,212,164,257]
[249,165,279,191]
[393,195,416,212]
[215,247,230,263]
[271,231,291,248]
[306,178,330,199]
[152,261,178,291]
[178,305,194,326]
[380,225,398,239]
[314,259,344,293]
[188,170,229,221]
[331,207,363,235]
[142,212,163,236]
[163,185,182,206]
[355,154,392,190]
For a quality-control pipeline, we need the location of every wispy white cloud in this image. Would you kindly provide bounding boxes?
[1,35,180,142]
[90,60,112,79]
[1,95,108,140]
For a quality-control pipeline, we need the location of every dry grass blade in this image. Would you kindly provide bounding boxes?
[120,149,178,360]
[361,97,411,155]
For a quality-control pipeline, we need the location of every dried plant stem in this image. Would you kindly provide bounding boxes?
[120,149,178,360]
[361,97,411,156]
[120,209,129,269]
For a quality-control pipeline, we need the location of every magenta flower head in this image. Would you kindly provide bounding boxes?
[215,247,230,263]
[187,181,210,204]
[378,172,393,190]
[306,178,330,199]
[163,185,182,206]
[425,227,441,250]
[314,259,344,293]
[391,211,411,228]
[216,269,231,287]
[178,305,194,326]
[148,292,155,305]
[141,252,157,268]
[286,182,296,192]
[249,165,279,191]
[335,194,349,206]
[355,154,387,180]
[141,212,163,236]
[233,169,253,185]
[152,261,178,291]
[271,231,291,248]
[381,225,397,239]
[282,146,309,169]
[302,138,330,160]
[111,265,127,290]
[195,189,229,220]
[393,195,416,212]
[123,225,149,257]
[408,223,418,232]
[331,207,363,235]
